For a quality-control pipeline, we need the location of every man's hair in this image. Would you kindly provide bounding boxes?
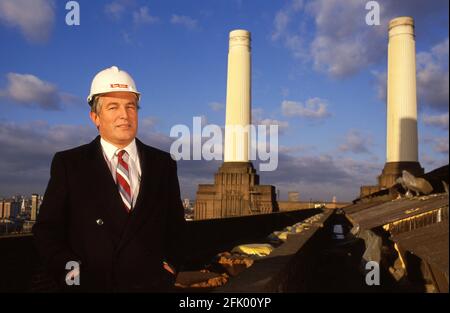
[90,96,102,114]
[90,95,140,114]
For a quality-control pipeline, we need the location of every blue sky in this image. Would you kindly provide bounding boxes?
[0,0,448,201]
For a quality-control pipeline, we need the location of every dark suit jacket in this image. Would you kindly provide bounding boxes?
[33,136,186,292]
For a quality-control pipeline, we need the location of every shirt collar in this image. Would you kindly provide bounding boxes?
[100,137,138,163]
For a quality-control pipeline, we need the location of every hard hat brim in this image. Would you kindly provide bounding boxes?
[87,91,141,106]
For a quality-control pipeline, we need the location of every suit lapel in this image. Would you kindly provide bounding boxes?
[116,138,162,253]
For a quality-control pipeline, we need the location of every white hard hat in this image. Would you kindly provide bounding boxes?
[87,66,140,105]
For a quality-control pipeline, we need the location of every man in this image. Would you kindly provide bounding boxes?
[33,66,186,292]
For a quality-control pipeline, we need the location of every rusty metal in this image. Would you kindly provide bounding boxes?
[343,193,448,231]
[391,221,449,292]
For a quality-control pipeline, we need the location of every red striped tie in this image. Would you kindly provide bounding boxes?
[116,150,132,212]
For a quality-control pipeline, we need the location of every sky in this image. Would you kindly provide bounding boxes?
[0,0,448,202]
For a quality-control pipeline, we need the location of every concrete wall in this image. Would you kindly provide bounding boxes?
[216,210,335,292]
[184,209,324,269]
[0,209,325,292]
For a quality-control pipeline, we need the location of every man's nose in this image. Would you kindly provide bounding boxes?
[117,105,129,119]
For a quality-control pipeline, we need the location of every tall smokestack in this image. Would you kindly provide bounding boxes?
[379,17,423,188]
[194,29,277,219]
[224,29,251,162]
[387,17,418,163]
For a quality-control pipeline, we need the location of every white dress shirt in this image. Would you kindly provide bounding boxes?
[100,138,142,208]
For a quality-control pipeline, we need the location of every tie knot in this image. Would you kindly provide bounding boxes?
[117,149,128,160]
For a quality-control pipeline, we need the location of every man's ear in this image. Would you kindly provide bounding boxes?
[89,111,100,128]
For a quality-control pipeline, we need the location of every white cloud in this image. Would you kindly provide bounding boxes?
[422,113,449,130]
[374,38,449,111]
[133,6,159,25]
[208,102,224,111]
[261,152,382,201]
[421,154,438,168]
[104,0,133,20]
[311,34,377,77]
[0,119,385,202]
[0,0,54,43]
[282,98,330,119]
[270,0,304,40]
[0,73,71,110]
[106,0,158,26]
[251,107,289,134]
[258,119,289,134]
[270,0,308,60]
[170,14,199,30]
[271,0,386,77]
[271,10,290,41]
[306,0,386,77]
[272,0,448,78]
[420,153,448,170]
[121,31,133,44]
[140,116,159,131]
[417,38,449,111]
[423,135,450,155]
[0,118,175,197]
[278,144,314,155]
[0,121,94,156]
[177,149,383,202]
[372,70,387,102]
[339,129,372,154]
[0,120,96,196]
[433,137,449,154]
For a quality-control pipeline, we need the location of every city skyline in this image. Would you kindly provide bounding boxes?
[0,0,448,201]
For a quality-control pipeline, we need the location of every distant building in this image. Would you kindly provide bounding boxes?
[288,192,300,202]
[21,199,26,214]
[10,201,20,219]
[31,194,39,221]
[0,200,4,219]
[182,199,194,220]
[22,221,35,233]
[5,202,11,219]
[2,201,11,220]
[0,199,22,220]
[195,163,277,219]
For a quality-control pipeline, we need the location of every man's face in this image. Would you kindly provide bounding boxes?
[89,92,138,148]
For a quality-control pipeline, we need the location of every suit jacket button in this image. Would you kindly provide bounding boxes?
[96,219,104,226]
